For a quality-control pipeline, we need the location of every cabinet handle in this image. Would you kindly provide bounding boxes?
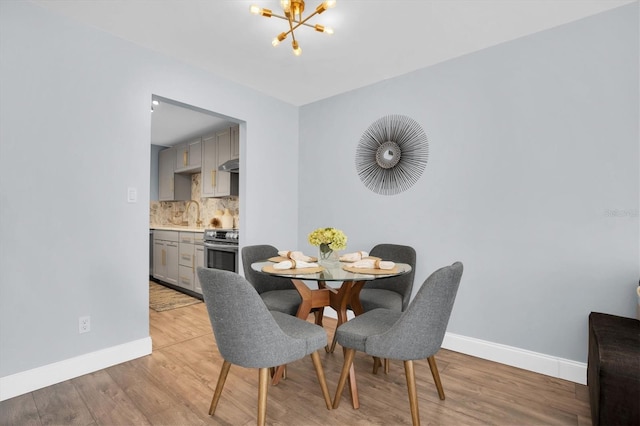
[183,150,188,167]
[211,170,216,188]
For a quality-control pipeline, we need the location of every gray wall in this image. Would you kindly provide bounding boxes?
[298,3,638,362]
[0,1,300,378]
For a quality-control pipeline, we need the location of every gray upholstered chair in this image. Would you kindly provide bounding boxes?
[359,243,417,312]
[242,244,302,316]
[196,267,332,426]
[355,243,417,372]
[332,262,464,426]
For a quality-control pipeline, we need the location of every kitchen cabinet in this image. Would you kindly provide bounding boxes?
[176,231,204,293]
[177,232,195,291]
[201,129,238,198]
[230,125,239,160]
[158,147,190,201]
[175,138,202,173]
[194,243,204,293]
[152,230,179,285]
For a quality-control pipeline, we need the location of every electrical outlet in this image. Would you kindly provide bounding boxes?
[79,316,91,334]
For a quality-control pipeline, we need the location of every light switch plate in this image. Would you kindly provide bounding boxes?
[127,187,137,203]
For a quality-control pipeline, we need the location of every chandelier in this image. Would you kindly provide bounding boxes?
[250,0,336,56]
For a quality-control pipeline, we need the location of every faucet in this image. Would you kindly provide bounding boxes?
[185,200,202,228]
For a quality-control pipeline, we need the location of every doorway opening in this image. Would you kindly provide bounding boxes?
[148,95,242,303]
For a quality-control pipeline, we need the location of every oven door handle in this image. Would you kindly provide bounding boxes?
[204,242,238,251]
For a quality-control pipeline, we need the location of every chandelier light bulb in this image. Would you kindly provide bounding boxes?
[314,24,333,34]
[292,40,302,56]
[272,32,287,47]
[250,5,272,17]
[325,0,337,8]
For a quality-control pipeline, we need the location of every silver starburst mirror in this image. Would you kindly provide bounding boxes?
[356,115,429,195]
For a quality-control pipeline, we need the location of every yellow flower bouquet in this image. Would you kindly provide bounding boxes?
[308,227,347,262]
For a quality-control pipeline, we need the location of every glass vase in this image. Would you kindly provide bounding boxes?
[318,243,337,266]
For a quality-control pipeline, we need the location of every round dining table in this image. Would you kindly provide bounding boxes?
[251,258,412,406]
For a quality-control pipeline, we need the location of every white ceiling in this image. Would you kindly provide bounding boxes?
[150,97,232,146]
[32,0,635,144]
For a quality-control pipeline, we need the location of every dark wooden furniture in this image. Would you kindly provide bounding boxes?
[588,312,639,426]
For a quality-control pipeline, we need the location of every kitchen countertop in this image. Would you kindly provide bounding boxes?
[150,225,205,233]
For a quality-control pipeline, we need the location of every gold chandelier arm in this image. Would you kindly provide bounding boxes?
[287,13,297,43]
[289,8,322,32]
[267,12,291,21]
[265,7,324,32]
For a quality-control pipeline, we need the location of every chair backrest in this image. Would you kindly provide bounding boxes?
[366,262,464,360]
[196,267,306,368]
[241,244,296,294]
[366,244,417,310]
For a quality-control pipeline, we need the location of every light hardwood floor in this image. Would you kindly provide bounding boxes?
[1,302,591,425]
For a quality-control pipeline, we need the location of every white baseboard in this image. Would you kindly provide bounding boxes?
[323,309,586,384]
[442,332,586,385]
[0,337,152,402]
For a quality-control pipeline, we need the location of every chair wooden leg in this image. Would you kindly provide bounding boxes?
[258,368,269,426]
[427,355,445,400]
[404,360,420,426]
[271,364,287,385]
[384,358,390,374]
[209,360,231,416]
[372,356,381,374]
[310,351,332,410]
[332,347,356,409]
[348,361,360,409]
[328,333,338,353]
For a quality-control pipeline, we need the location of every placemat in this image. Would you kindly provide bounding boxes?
[262,264,324,275]
[342,265,399,275]
[268,255,318,263]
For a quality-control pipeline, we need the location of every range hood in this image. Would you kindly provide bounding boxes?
[218,158,239,173]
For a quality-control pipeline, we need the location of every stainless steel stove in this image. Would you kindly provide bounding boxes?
[203,229,239,273]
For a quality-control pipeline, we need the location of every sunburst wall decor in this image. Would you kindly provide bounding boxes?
[355,114,429,195]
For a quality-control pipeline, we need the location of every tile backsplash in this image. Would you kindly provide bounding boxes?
[149,172,239,228]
